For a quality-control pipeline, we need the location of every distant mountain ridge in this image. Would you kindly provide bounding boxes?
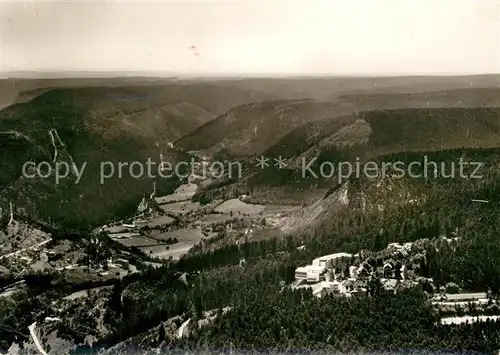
[176,99,358,157]
[339,88,500,111]
[0,88,207,228]
[177,88,500,158]
[2,74,499,111]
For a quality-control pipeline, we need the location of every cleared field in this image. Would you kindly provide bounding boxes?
[63,286,113,301]
[147,229,182,241]
[160,201,201,215]
[155,183,198,205]
[113,235,159,247]
[200,214,235,224]
[262,205,301,214]
[31,260,52,272]
[145,215,175,228]
[140,227,204,260]
[101,225,131,234]
[214,199,265,216]
[0,221,50,256]
[141,245,193,260]
[63,268,118,283]
[109,232,141,240]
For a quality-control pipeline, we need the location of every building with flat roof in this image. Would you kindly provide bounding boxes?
[312,253,353,268]
[444,293,487,301]
[295,267,309,281]
[295,265,326,282]
[307,266,326,283]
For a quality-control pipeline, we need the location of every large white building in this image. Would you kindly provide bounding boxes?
[312,253,353,269]
[295,265,326,283]
[296,253,355,283]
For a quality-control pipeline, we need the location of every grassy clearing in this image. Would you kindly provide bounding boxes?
[214,199,265,216]
[140,228,204,260]
[160,201,201,216]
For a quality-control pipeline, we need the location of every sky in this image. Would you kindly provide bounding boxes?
[1,0,499,76]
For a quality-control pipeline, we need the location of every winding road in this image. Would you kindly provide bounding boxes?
[28,322,48,355]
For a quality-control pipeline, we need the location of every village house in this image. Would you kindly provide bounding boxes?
[115,258,130,270]
[383,262,393,278]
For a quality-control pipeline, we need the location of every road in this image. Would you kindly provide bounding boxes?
[0,239,52,259]
[28,322,48,355]
[0,280,25,294]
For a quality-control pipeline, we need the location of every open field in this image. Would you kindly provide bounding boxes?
[146,227,201,241]
[155,183,198,205]
[62,267,118,283]
[101,225,132,234]
[109,227,205,260]
[145,216,175,228]
[112,235,159,248]
[199,214,235,224]
[214,199,265,216]
[63,285,113,301]
[140,244,193,260]
[160,201,201,216]
[0,221,51,256]
[109,232,141,240]
[140,228,204,260]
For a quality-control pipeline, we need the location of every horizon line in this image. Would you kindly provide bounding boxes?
[1,70,500,80]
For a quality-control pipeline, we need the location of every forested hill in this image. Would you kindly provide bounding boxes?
[3,149,500,354]
[88,149,500,353]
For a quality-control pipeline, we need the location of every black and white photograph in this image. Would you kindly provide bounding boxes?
[0,1,500,354]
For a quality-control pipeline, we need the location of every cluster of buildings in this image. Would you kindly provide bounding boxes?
[294,252,354,283]
[293,252,366,298]
[293,250,414,299]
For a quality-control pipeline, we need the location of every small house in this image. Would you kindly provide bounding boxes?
[115,258,130,270]
[383,263,393,278]
[357,262,371,277]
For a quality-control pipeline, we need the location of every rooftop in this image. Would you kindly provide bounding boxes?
[313,252,353,262]
[296,265,326,273]
[443,292,487,301]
